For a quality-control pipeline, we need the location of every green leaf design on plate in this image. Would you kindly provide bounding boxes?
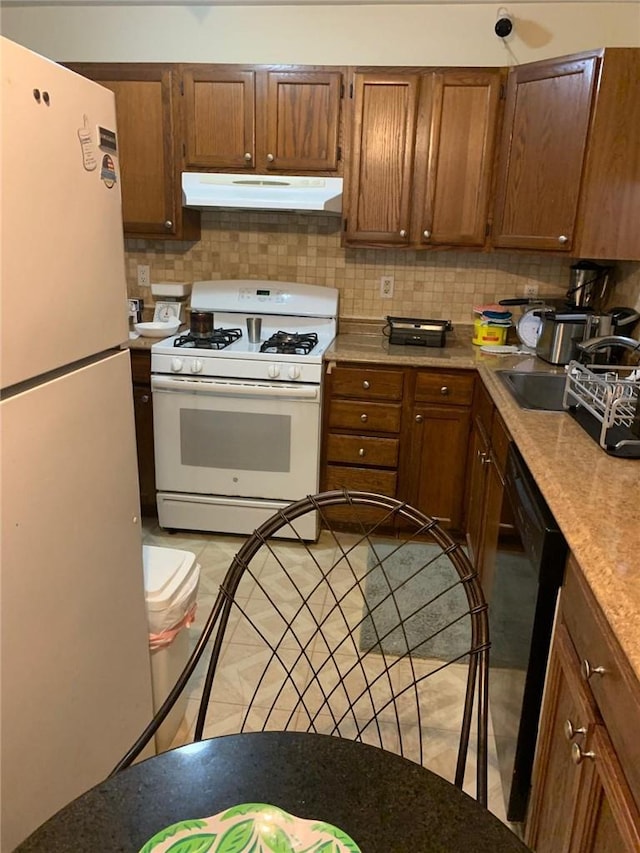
[221,804,292,822]
[311,825,360,853]
[214,818,255,853]
[165,834,218,853]
[139,820,209,853]
[259,823,296,853]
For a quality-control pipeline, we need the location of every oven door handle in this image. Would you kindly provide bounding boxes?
[151,375,319,400]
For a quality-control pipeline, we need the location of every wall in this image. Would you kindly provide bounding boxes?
[125,212,640,324]
[3,0,640,321]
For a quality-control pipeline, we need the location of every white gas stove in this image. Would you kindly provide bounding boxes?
[150,280,338,541]
[151,280,338,384]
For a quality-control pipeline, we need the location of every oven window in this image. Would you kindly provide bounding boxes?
[180,409,291,472]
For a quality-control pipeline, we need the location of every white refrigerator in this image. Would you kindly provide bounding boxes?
[0,37,154,850]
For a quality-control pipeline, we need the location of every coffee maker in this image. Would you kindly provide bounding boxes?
[566,260,612,311]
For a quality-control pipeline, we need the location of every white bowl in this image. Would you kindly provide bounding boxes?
[134,320,180,338]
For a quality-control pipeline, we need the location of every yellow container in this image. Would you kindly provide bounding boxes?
[472,318,508,346]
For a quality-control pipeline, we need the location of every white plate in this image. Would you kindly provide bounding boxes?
[134,320,180,338]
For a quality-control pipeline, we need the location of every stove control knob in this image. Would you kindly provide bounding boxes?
[288,365,301,380]
[268,364,281,379]
[171,357,184,373]
[190,359,203,374]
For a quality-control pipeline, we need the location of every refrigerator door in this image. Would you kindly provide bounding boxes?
[1,351,154,849]
[0,37,129,390]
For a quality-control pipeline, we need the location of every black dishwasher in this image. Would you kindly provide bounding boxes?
[487,443,567,823]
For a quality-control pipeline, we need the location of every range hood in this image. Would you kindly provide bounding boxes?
[182,173,343,214]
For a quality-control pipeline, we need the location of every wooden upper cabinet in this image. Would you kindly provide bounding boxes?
[183,67,256,170]
[492,54,598,252]
[64,63,199,240]
[345,72,419,245]
[414,70,502,247]
[344,69,502,249]
[182,65,345,174]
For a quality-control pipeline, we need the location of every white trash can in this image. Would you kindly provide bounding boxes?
[143,545,200,751]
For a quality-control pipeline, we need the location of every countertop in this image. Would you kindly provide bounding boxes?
[325,326,640,683]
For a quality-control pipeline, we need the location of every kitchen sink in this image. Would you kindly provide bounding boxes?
[496,369,568,411]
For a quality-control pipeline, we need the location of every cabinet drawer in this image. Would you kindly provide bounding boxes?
[562,556,640,806]
[326,434,399,468]
[415,371,474,406]
[130,349,151,385]
[330,366,404,401]
[328,400,402,433]
[324,464,397,496]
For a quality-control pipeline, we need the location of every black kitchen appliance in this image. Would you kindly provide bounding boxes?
[384,316,451,347]
[486,444,567,824]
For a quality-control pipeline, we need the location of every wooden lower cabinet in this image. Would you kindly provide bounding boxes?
[130,350,157,516]
[321,361,474,532]
[526,558,640,851]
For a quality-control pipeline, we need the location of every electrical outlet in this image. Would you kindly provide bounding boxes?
[523,283,539,298]
[137,264,150,288]
[380,275,394,299]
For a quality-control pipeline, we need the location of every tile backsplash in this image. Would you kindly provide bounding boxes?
[126,212,640,323]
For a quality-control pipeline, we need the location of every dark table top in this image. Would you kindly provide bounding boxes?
[17,731,529,852]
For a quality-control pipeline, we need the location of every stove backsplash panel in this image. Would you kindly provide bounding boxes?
[125,211,640,325]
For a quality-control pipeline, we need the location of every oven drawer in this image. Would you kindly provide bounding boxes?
[328,400,402,433]
[415,370,474,406]
[330,366,404,401]
[326,434,399,468]
[561,556,640,804]
[324,464,397,496]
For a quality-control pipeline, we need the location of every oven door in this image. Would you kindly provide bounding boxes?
[151,375,321,501]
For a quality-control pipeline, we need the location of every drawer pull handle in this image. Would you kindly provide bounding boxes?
[440,386,449,395]
[358,448,365,457]
[571,743,596,765]
[564,719,587,741]
[581,660,606,681]
[360,414,368,423]
[362,380,370,390]
[415,414,424,423]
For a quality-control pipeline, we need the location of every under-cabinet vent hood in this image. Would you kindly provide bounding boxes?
[182,173,343,214]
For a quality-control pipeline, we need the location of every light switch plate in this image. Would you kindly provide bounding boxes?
[153,301,182,323]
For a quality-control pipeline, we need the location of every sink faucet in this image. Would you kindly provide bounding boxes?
[577,335,640,362]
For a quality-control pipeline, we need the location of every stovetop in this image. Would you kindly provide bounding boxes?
[151,279,338,383]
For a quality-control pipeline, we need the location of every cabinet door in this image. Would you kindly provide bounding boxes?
[182,67,256,170]
[133,383,156,515]
[408,405,471,530]
[66,64,194,239]
[526,621,595,852]
[263,70,343,172]
[492,55,598,252]
[414,70,502,247]
[465,419,490,569]
[344,73,419,245]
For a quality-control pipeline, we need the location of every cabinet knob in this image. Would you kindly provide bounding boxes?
[571,743,596,765]
[558,235,568,244]
[399,229,407,238]
[164,220,173,229]
[564,719,587,741]
[440,386,449,395]
[423,230,431,239]
[362,380,370,390]
[415,414,424,423]
[360,413,368,422]
[244,152,252,161]
[267,153,275,162]
[141,394,150,404]
[358,448,365,457]
[581,659,606,681]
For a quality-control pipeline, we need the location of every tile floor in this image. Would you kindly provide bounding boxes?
[142,520,514,830]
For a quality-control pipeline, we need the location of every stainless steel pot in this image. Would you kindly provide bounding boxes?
[536,312,589,365]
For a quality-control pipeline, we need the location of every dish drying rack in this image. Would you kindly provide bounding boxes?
[564,360,640,457]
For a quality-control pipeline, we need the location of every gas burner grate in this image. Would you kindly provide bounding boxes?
[260,331,319,355]
[173,328,243,350]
